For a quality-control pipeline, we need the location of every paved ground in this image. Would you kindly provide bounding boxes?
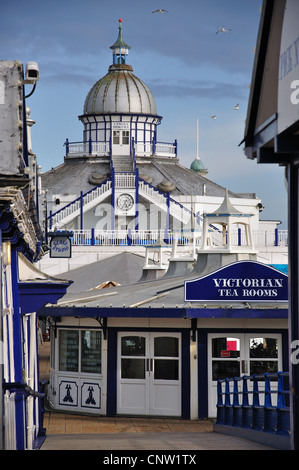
[40,407,274,450]
[40,430,274,450]
[39,342,274,451]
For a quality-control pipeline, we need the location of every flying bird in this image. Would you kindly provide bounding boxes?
[216,27,231,34]
[233,104,239,110]
[210,115,216,120]
[152,9,168,13]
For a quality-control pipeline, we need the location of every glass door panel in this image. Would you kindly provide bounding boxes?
[211,336,241,381]
[154,336,179,381]
[208,333,282,417]
[120,336,146,379]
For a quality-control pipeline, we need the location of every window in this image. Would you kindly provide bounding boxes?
[122,130,130,145]
[113,130,120,144]
[59,330,79,372]
[249,337,278,375]
[59,329,102,374]
[211,337,241,381]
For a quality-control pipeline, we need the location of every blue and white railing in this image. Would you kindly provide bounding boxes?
[69,229,197,246]
[58,228,288,248]
[64,138,177,159]
[216,372,290,436]
[64,139,110,157]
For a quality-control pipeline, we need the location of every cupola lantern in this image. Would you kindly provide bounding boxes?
[110,19,131,65]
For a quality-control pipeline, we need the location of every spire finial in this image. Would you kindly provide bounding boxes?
[110,18,131,65]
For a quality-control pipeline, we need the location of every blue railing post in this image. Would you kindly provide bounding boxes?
[238,228,242,246]
[49,210,53,230]
[216,380,225,424]
[135,167,139,231]
[264,373,278,433]
[224,378,233,425]
[80,191,83,232]
[89,136,92,154]
[153,136,156,155]
[64,138,69,157]
[242,375,252,428]
[111,168,115,231]
[174,139,177,157]
[131,136,135,161]
[264,373,272,408]
[252,375,265,431]
[277,372,291,435]
[233,378,242,426]
[109,135,112,157]
[128,228,132,246]
[91,228,95,246]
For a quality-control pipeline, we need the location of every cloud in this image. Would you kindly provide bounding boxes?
[149,79,249,100]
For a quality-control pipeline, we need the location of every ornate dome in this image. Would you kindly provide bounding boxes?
[83,20,157,116]
[84,66,157,115]
[190,156,207,174]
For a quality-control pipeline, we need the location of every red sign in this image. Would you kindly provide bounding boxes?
[221,350,230,357]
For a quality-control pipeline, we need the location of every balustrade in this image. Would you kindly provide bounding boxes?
[216,372,290,436]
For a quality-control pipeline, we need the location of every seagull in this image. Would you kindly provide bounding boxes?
[216,27,231,34]
[210,115,216,120]
[152,9,168,13]
[233,104,239,110]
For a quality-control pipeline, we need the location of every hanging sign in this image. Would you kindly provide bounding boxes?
[184,261,288,303]
[49,231,73,258]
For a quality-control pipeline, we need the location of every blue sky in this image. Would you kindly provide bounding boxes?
[1,0,287,227]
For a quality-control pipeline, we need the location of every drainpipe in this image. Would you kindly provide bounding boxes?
[135,167,139,231]
[80,191,83,232]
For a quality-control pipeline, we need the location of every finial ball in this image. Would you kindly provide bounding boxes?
[119,18,122,23]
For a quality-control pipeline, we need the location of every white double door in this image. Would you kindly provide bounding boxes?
[117,332,181,416]
[208,333,282,417]
[112,129,130,155]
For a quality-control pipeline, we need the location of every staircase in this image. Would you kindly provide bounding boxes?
[48,178,112,229]
[48,174,202,230]
[111,155,134,172]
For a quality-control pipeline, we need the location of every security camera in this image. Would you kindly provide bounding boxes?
[24,62,40,84]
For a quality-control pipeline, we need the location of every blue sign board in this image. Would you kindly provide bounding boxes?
[184,261,288,302]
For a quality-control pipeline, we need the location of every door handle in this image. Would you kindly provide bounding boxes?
[146,359,154,374]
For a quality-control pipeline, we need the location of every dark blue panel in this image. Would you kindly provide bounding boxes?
[19,282,71,314]
[185,261,288,303]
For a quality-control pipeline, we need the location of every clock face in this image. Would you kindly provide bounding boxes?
[117,193,134,211]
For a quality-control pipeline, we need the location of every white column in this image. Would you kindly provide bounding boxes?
[190,332,198,419]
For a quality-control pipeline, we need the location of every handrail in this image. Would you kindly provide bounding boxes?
[138,177,202,225]
[216,372,290,435]
[3,380,45,398]
[65,138,177,158]
[48,177,112,224]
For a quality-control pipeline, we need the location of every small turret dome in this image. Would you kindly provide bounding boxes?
[190,157,207,174]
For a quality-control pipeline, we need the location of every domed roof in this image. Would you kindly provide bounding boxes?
[190,157,207,173]
[83,20,157,116]
[84,65,157,115]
